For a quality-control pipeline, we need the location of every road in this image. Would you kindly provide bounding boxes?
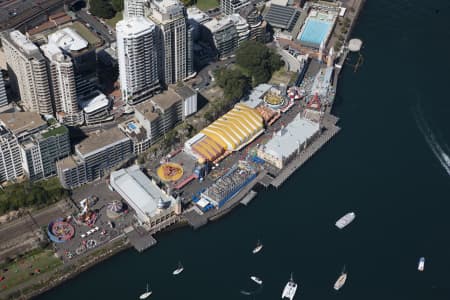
[193,57,236,90]
[75,9,115,44]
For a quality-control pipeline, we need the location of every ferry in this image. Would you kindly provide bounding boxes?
[418,257,425,272]
[335,212,356,229]
[252,240,263,254]
[139,283,152,299]
[250,276,263,285]
[333,266,347,290]
[172,262,184,276]
[281,273,298,300]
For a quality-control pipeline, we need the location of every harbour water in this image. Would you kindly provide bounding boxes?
[38,0,450,299]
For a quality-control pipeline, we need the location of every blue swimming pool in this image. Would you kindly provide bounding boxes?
[128,122,137,130]
[298,18,333,48]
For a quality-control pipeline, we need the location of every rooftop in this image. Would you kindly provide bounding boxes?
[187,7,211,24]
[261,114,319,160]
[116,16,155,36]
[81,92,110,114]
[41,124,68,138]
[264,4,300,31]
[151,89,182,111]
[76,127,129,156]
[0,112,46,135]
[47,27,88,52]
[56,156,79,170]
[170,83,196,100]
[135,101,160,122]
[204,15,235,33]
[242,83,273,108]
[110,165,174,219]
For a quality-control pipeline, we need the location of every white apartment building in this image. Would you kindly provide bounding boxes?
[0,126,23,182]
[147,0,194,85]
[116,16,160,105]
[0,72,7,107]
[124,0,146,18]
[0,30,53,115]
[41,44,83,125]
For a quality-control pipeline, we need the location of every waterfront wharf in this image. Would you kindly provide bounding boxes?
[271,114,341,188]
[260,173,275,187]
[241,190,258,206]
[126,228,157,252]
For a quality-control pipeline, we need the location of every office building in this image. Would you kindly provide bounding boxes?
[147,0,194,85]
[57,127,133,189]
[0,30,53,115]
[0,72,8,107]
[124,0,146,18]
[220,0,250,15]
[116,17,160,105]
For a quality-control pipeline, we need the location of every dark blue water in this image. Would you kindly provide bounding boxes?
[38,1,450,299]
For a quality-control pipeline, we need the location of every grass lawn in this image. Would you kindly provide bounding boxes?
[0,250,62,291]
[269,68,296,86]
[106,11,123,28]
[195,0,219,11]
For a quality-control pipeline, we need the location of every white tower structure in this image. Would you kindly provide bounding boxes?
[0,72,8,107]
[116,16,160,105]
[41,44,84,125]
[124,0,146,18]
[147,0,194,85]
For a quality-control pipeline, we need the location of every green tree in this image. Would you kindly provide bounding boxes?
[215,68,250,102]
[236,40,283,85]
[111,0,124,12]
[90,0,116,19]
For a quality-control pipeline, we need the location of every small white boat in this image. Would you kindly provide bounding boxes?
[139,283,152,299]
[335,212,356,229]
[252,240,263,254]
[333,266,347,290]
[250,276,263,285]
[172,262,184,275]
[418,257,425,272]
[281,273,298,300]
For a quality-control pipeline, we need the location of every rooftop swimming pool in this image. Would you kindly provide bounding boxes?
[127,122,137,131]
[298,18,333,48]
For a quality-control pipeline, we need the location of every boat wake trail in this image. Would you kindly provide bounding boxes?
[413,103,450,176]
[240,290,252,296]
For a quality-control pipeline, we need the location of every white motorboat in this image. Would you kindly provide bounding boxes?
[139,283,152,299]
[250,276,263,285]
[333,266,347,290]
[252,240,263,254]
[172,262,184,275]
[335,212,356,229]
[418,257,425,272]
[281,273,298,300]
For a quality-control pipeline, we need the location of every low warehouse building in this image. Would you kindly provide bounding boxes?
[257,114,320,168]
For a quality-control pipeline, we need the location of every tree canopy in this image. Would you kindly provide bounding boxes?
[236,40,284,86]
[90,0,116,19]
[215,68,250,102]
[111,0,124,12]
[0,178,68,215]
